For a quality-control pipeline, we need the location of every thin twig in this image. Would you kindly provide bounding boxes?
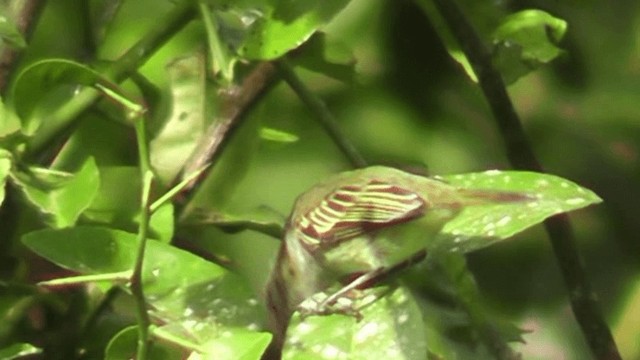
[426,0,621,359]
[130,112,154,359]
[275,59,367,168]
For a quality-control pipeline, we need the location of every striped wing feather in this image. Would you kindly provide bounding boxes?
[297,180,426,247]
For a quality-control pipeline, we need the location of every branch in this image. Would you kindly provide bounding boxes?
[276,59,367,168]
[425,0,621,359]
[179,62,278,191]
[130,111,153,359]
[175,62,279,221]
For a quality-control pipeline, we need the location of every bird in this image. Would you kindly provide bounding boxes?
[262,166,530,359]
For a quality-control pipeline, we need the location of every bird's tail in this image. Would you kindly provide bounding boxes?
[456,188,535,206]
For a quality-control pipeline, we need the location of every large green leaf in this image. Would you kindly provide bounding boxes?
[11,157,100,228]
[10,59,138,133]
[21,226,269,357]
[437,170,601,253]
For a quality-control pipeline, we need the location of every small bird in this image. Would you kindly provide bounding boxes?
[263,166,530,359]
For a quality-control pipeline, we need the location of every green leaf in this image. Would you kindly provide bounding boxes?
[260,127,300,144]
[82,166,173,241]
[0,96,23,142]
[155,325,271,360]
[83,166,140,228]
[148,203,175,243]
[10,59,137,133]
[22,227,136,274]
[149,55,207,185]
[11,157,100,228]
[21,225,228,294]
[0,343,41,359]
[22,226,266,356]
[492,10,568,84]
[437,170,601,253]
[236,0,352,60]
[284,286,426,360]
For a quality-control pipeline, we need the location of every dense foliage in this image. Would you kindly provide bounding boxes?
[0,0,638,359]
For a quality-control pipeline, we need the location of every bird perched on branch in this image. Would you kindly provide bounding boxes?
[263,166,530,359]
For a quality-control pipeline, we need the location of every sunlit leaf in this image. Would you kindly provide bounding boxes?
[149,55,207,185]
[11,157,100,228]
[492,10,567,84]
[437,170,601,253]
[234,0,351,60]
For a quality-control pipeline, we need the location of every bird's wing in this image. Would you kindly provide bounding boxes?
[296,180,426,249]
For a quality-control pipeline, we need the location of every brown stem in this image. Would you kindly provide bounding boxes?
[275,59,367,168]
[427,0,621,359]
[179,62,278,187]
[0,0,45,94]
[176,62,279,219]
